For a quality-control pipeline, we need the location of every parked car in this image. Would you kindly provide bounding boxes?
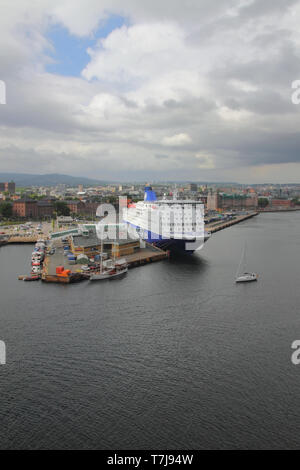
[89,265,99,271]
[81,265,90,271]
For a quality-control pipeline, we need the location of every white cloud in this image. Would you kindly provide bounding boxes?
[0,0,300,181]
[195,152,215,169]
[83,22,187,83]
[162,133,192,147]
[218,106,254,122]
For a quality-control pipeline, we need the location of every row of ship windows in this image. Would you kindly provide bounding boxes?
[131,216,200,227]
[135,214,200,221]
[135,209,201,214]
[140,223,199,228]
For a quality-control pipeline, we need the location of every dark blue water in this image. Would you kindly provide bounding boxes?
[0,212,300,449]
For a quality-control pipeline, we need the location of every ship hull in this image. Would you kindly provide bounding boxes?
[152,238,203,254]
[124,221,209,254]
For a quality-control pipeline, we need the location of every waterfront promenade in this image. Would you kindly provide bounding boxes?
[206,211,259,233]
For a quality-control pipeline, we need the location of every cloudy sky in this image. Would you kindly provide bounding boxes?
[1,0,300,182]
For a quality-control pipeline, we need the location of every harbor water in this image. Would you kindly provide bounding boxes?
[0,212,300,449]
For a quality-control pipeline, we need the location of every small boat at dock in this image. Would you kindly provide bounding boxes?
[18,275,40,281]
[24,275,40,281]
[89,266,128,281]
[89,258,128,281]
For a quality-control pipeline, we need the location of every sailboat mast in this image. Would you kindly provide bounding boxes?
[243,242,247,273]
[100,227,103,274]
[236,244,246,278]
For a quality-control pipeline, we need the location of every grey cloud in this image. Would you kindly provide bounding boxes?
[1,0,300,181]
[213,41,300,89]
[238,0,298,19]
[155,154,169,159]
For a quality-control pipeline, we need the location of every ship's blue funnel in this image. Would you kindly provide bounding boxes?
[144,186,157,202]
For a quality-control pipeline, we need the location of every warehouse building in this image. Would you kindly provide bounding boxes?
[69,226,140,259]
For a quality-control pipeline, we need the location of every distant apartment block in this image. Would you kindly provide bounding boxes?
[13,199,100,218]
[13,199,39,218]
[187,183,198,192]
[65,200,85,214]
[0,181,15,194]
[13,199,54,218]
[270,199,293,209]
[207,191,258,211]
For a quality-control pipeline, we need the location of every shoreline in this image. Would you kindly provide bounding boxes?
[7,210,298,283]
[206,211,259,234]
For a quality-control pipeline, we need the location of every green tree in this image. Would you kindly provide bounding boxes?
[53,201,70,216]
[258,198,269,208]
[291,198,300,206]
[0,202,13,218]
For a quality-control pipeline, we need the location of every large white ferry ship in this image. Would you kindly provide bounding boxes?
[123,186,211,253]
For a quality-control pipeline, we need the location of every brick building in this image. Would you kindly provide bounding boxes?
[13,199,39,218]
[0,181,16,194]
[270,199,292,209]
[12,198,100,219]
[207,191,258,211]
[13,199,55,218]
[65,200,85,215]
[207,191,219,211]
[83,201,99,216]
[65,200,99,216]
[37,200,55,217]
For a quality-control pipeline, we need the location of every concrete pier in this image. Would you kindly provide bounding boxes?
[7,235,39,243]
[206,211,259,234]
[125,244,168,268]
[41,241,168,283]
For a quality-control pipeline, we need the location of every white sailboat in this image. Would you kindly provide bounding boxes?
[235,243,258,283]
[89,258,128,281]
